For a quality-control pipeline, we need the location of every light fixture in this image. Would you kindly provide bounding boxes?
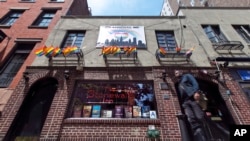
[23,72,29,81]
[64,70,70,80]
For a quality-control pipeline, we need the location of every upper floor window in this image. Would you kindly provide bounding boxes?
[32,10,56,27]
[0,43,34,87]
[232,25,250,43]
[156,31,177,51]
[62,31,85,48]
[202,25,227,43]
[0,10,24,26]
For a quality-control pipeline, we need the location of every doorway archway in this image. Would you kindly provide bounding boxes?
[175,78,235,141]
[4,77,58,141]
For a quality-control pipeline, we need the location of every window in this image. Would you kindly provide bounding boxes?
[156,31,177,51]
[232,25,250,43]
[68,80,157,119]
[62,31,85,48]
[0,43,34,87]
[202,25,227,43]
[0,10,24,26]
[32,10,56,27]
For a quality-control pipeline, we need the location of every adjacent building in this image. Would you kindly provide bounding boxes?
[161,0,250,16]
[1,6,250,140]
[0,0,90,138]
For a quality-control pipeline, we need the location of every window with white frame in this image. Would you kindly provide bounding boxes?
[232,25,250,43]
[62,31,85,48]
[156,31,177,51]
[32,10,56,27]
[202,25,227,43]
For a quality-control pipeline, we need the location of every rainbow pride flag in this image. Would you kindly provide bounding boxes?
[44,46,54,58]
[35,46,46,56]
[52,47,61,57]
[159,47,167,56]
[62,46,80,56]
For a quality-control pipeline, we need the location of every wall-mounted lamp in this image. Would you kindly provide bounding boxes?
[64,70,70,80]
[23,72,29,81]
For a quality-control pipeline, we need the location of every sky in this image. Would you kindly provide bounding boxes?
[87,0,164,16]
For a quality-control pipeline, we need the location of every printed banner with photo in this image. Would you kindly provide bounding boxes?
[96,26,146,49]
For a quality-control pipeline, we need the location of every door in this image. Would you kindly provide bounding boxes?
[4,77,58,141]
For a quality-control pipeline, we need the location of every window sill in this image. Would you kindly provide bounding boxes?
[64,118,161,125]
[48,1,64,3]
[0,25,11,28]
[19,1,35,3]
[28,25,48,29]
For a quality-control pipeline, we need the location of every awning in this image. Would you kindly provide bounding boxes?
[215,57,250,62]
[213,41,244,51]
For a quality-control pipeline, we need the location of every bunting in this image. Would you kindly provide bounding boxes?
[35,46,80,58]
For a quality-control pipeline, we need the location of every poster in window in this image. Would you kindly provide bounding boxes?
[150,111,157,119]
[133,106,141,118]
[102,110,113,118]
[83,105,92,117]
[124,106,133,118]
[115,105,124,118]
[142,105,150,118]
[91,105,101,118]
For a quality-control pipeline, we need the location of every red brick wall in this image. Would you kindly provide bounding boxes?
[1,67,250,140]
[0,0,76,89]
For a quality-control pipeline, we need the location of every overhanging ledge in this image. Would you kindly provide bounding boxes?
[215,57,250,62]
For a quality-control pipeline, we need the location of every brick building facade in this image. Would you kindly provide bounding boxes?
[1,7,250,141]
[0,0,90,118]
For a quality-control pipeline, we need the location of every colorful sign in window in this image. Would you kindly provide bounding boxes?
[69,80,157,119]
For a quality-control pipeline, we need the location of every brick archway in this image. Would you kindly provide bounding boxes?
[3,77,58,141]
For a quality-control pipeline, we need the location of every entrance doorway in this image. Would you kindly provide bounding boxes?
[4,77,58,141]
[175,78,235,141]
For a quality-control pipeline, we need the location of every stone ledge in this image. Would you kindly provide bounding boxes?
[64,118,161,125]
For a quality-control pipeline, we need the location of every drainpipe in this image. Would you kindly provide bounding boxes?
[176,113,191,141]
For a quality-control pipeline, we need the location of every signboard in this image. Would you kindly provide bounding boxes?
[237,70,250,81]
[96,26,146,49]
[73,80,154,105]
